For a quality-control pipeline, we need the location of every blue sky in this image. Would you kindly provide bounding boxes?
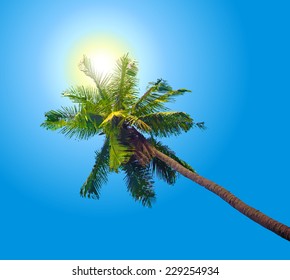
[1,0,289,259]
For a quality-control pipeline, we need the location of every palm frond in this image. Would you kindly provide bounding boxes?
[61,112,101,140]
[80,138,110,199]
[63,85,116,119]
[133,92,169,116]
[131,81,160,112]
[41,106,79,130]
[140,111,193,137]
[149,137,196,173]
[109,54,139,110]
[79,55,111,96]
[133,79,191,116]
[41,106,102,140]
[123,159,156,207]
[195,121,206,130]
[62,86,99,104]
[156,88,191,104]
[151,157,177,185]
[108,128,133,172]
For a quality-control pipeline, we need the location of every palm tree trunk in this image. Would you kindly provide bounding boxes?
[153,149,290,241]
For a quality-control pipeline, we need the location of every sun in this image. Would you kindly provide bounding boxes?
[66,34,133,86]
[90,52,116,74]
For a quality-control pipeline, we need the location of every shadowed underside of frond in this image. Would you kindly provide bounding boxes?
[80,138,110,198]
[123,158,156,207]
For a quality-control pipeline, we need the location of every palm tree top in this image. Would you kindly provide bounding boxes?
[41,53,205,207]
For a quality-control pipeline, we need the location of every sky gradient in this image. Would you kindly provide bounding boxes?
[1,0,290,259]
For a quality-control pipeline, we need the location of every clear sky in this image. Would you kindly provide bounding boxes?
[1,0,289,259]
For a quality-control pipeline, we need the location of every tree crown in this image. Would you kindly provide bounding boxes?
[41,54,204,206]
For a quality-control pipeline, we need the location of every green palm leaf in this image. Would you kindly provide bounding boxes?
[133,91,169,116]
[123,159,156,207]
[41,106,78,130]
[63,85,114,117]
[133,79,191,116]
[109,54,139,110]
[62,86,100,104]
[108,128,133,172]
[140,111,193,137]
[80,138,110,199]
[151,157,177,185]
[41,105,102,139]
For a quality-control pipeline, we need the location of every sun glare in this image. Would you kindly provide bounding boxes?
[66,35,133,86]
[90,53,116,74]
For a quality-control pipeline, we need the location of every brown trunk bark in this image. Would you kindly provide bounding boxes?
[154,149,290,241]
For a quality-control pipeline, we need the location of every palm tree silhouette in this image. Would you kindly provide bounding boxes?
[41,54,290,241]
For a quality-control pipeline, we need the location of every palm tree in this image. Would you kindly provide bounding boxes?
[41,54,290,241]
